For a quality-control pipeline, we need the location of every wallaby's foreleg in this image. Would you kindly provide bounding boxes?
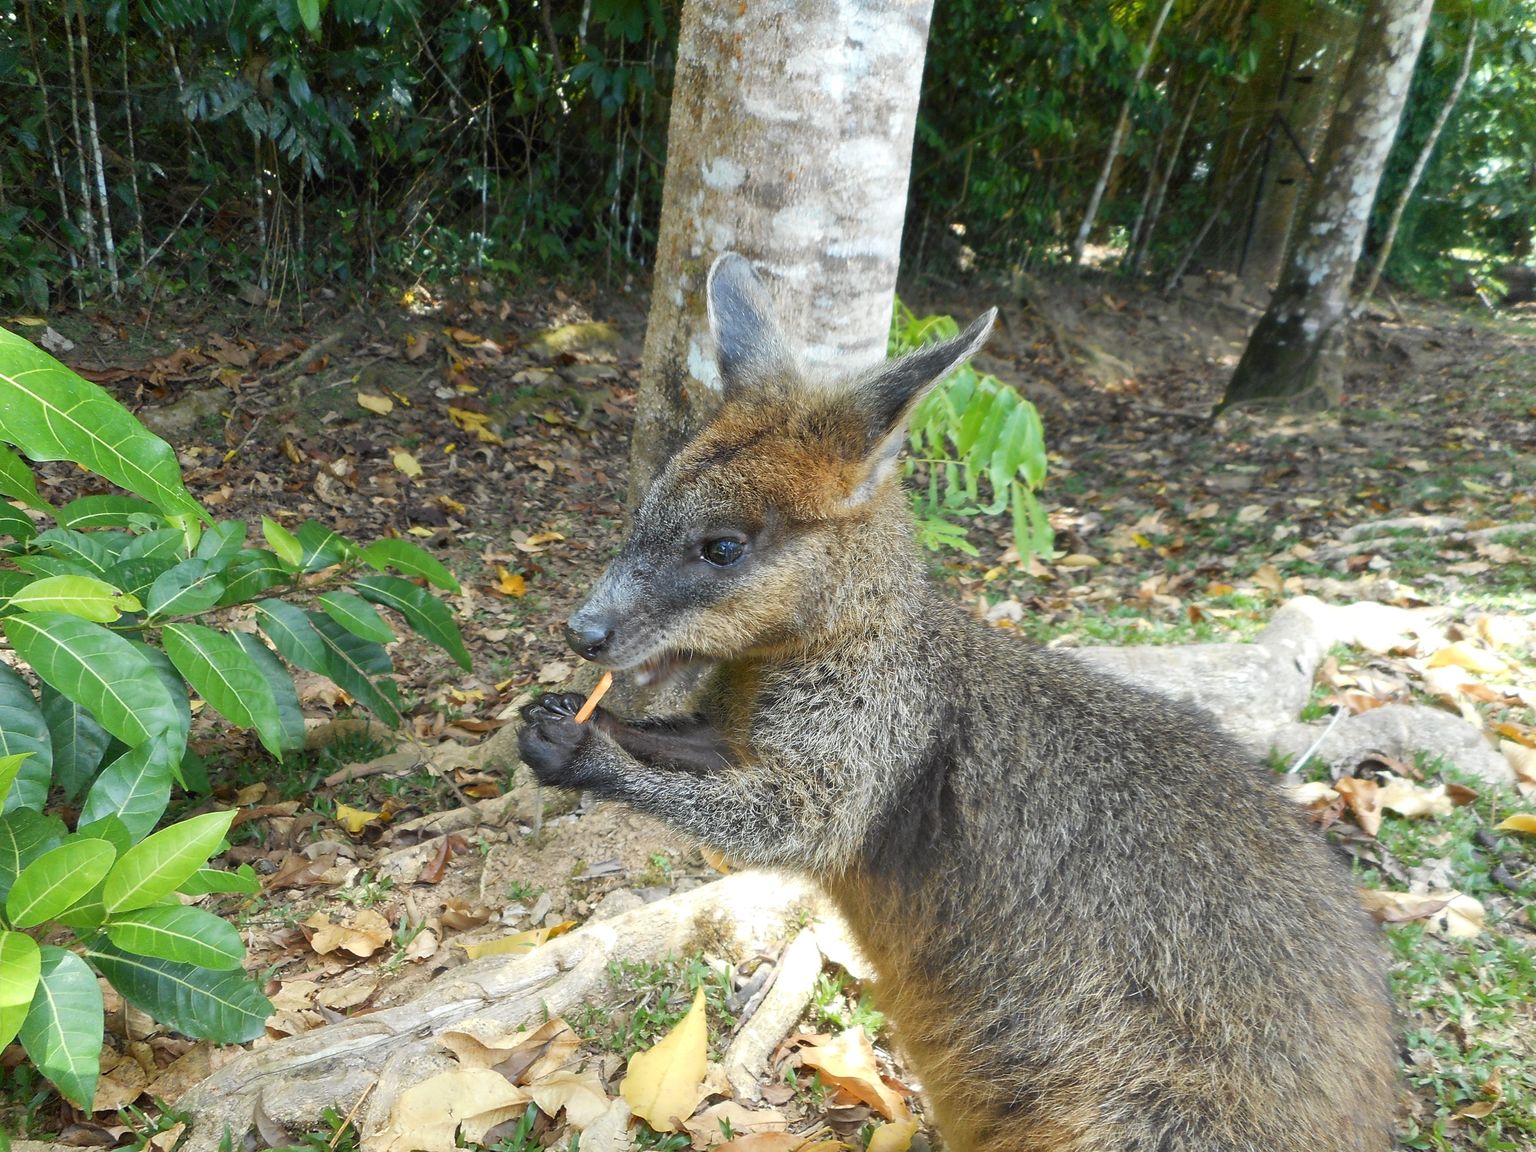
[517,695,837,867]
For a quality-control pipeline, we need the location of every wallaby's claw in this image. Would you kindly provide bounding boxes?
[517,707,590,786]
[521,692,586,723]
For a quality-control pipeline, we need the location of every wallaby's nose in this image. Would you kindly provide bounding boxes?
[565,619,614,660]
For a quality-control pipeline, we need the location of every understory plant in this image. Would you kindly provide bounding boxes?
[0,327,468,1109]
[892,300,1052,557]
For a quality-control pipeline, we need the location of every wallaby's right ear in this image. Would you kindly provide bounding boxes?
[707,253,794,395]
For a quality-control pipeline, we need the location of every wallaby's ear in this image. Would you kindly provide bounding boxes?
[845,308,997,506]
[707,253,795,394]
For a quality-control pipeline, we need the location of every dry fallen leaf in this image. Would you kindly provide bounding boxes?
[369,1068,529,1152]
[1376,775,1454,821]
[458,921,574,960]
[1424,641,1508,677]
[335,802,383,834]
[620,985,709,1132]
[684,1101,787,1148]
[1494,813,1536,835]
[357,392,394,415]
[1500,741,1536,791]
[1360,888,1484,939]
[493,566,527,597]
[1334,777,1383,837]
[866,1119,920,1152]
[392,449,423,479]
[798,1029,911,1122]
[305,909,392,958]
[527,1068,610,1130]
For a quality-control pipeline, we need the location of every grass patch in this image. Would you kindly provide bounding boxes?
[573,953,737,1061]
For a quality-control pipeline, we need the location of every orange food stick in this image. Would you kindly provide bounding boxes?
[573,670,613,724]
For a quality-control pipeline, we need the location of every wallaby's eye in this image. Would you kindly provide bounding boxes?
[700,538,746,567]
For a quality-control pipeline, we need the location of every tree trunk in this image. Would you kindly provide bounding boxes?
[627,0,937,503]
[1220,0,1434,413]
[1355,17,1479,314]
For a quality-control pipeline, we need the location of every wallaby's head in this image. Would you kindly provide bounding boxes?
[567,253,994,683]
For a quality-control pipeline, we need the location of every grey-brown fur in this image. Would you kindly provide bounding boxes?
[520,253,1397,1152]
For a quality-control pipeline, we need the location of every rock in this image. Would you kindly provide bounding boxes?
[528,321,619,361]
[590,888,645,921]
[1270,705,1514,786]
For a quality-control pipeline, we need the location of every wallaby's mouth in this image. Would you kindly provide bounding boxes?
[631,649,700,688]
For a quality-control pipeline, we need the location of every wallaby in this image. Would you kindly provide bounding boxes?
[519,253,1397,1151]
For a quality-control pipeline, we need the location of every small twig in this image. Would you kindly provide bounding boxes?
[330,1080,375,1151]
[1287,706,1347,775]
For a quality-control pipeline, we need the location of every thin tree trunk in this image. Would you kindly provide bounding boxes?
[628,0,939,503]
[61,1,100,282]
[1070,0,1175,266]
[122,36,146,282]
[74,0,120,296]
[22,0,80,302]
[1128,71,1207,275]
[1220,0,1434,412]
[1355,16,1478,314]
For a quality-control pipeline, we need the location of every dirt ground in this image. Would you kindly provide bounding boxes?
[18,265,1536,1149]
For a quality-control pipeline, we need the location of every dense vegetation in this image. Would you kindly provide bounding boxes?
[2,0,1531,311]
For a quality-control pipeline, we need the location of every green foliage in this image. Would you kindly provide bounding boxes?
[892,301,1051,559]
[0,328,468,1106]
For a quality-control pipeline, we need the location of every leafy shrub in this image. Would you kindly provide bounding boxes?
[891,301,1051,558]
[0,327,468,1108]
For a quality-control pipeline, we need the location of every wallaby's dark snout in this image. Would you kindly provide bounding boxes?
[564,608,614,660]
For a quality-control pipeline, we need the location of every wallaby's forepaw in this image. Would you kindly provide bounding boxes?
[519,695,596,786]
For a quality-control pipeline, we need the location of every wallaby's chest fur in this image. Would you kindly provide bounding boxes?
[518,253,1397,1152]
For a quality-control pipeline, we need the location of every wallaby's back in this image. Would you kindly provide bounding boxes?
[519,253,1397,1152]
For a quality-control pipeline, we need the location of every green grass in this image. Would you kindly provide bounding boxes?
[572,953,737,1061]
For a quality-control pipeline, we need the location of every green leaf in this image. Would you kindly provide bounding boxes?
[179,863,261,896]
[354,574,472,671]
[298,0,321,34]
[77,741,176,842]
[6,838,116,928]
[103,809,236,913]
[0,931,41,1052]
[255,598,327,671]
[0,502,37,543]
[106,905,245,970]
[134,641,192,754]
[0,809,67,906]
[162,623,284,757]
[4,613,180,746]
[232,633,306,753]
[58,495,161,531]
[216,549,291,605]
[295,520,354,571]
[0,664,51,811]
[40,682,112,804]
[261,516,304,569]
[0,442,48,510]
[306,612,401,725]
[318,590,396,645]
[76,814,133,857]
[30,527,115,574]
[144,557,227,617]
[194,520,247,564]
[7,574,142,622]
[359,538,460,592]
[103,555,180,601]
[87,941,270,1044]
[0,328,207,523]
[0,753,30,810]
[20,946,103,1108]
[118,527,186,562]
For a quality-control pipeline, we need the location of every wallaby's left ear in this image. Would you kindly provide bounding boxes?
[707,253,796,395]
[845,308,997,504]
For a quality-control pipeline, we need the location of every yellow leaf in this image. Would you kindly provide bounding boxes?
[459,921,574,960]
[494,566,527,597]
[335,803,382,834]
[527,1069,610,1129]
[357,391,394,415]
[866,1119,919,1152]
[521,530,566,550]
[798,1028,911,1122]
[372,1068,528,1152]
[620,985,708,1131]
[1055,553,1099,568]
[393,450,423,478]
[1424,641,1507,676]
[1495,813,1536,835]
[447,406,504,444]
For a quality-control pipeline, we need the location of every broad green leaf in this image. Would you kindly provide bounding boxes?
[8,574,141,622]
[307,612,401,725]
[295,520,354,571]
[14,554,94,580]
[0,753,30,809]
[298,0,321,34]
[118,527,186,562]
[145,557,226,618]
[0,328,207,523]
[103,555,180,601]
[255,598,327,671]
[233,633,306,753]
[318,590,396,645]
[40,682,111,804]
[4,613,179,746]
[162,623,284,757]
[216,548,291,605]
[0,931,40,1051]
[29,527,115,574]
[261,516,304,569]
[0,502,37,543]
[133,640,192,756]
[179,863,261,896]
[0,809,67,905]
[359,538,460,592]
[103,809,236,913]
[6,838,116,928]
[0,664,51,811]
[20,946,103,1108]
[354,574,471,670]
[76,814,133,856]
[58,495,161,530]
[78,741,177,844]
[87,941,270,1043]
[193,520,246,564]
[0,442,48,510]
[106,905,244,969]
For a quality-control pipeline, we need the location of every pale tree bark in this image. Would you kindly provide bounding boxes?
[1220,0,1434,412]
[1355,17,1478,314]
[1070,0,1175,267]
[627,0,937,502]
